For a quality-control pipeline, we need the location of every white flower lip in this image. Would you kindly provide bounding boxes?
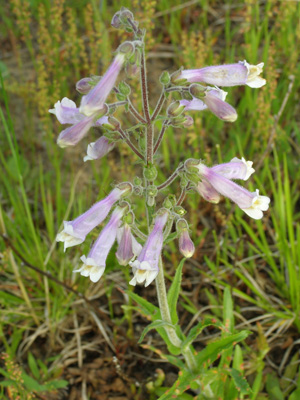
[240,60,266,88]
[73,256,105,282]
[241,189,270,219]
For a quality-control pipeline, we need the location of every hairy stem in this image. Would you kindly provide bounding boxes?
[154,120,171,154]
[117,128,144,159]
[140,49,151,124]
[157,165,184,191]
[151,89,166,121]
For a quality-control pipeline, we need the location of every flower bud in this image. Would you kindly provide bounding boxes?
[182,115,194,128]
[167,101,185,117]
[118,81,131,96]
[176,219,195,258]
[159,71,170,86]
[189,83,206,99]
[162,194,176,209]
[147,185,158,198]
[102,117,121,131]
[111,11,122,29]
[83,136,115,162]
[76,76,101,94]
[133,176,142,186]
[174,206,186,216]
[143,164,158,181]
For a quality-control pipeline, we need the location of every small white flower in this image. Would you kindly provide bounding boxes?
[240,60,266,88]
[129,260,159,287]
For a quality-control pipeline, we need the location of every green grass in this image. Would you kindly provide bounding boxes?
[0,0,300,399]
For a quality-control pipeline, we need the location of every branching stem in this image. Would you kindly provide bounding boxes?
[154,120,171,154]
[151,89,166,121]
[117,127,144,159]
[157,165,184,191]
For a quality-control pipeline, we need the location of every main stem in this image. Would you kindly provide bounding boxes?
[139,41,197,373]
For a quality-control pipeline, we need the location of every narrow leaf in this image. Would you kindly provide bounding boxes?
[167,258,186,324]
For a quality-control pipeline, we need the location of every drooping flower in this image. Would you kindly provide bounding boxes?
[76,76,101,94]
[176,219,195,258]
[83,136,115,162]
[49,98,109,148]
[129,210,169,287]
[79,53,125,117]
[56,183,132,251]
[181,87,237,122]
[116,224,142,266]
[186,158,270,219]
[74,205,127,282]
[177,61,266,88]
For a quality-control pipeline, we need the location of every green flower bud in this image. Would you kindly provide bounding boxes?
[147,185,158,198]
[174,206,186,216]
[143,164,158,181]
[118,81,131,96]
[159,71,170,85]
[163,194,176,209]
[133,176,142,186]
[167,101,185,117]
[102,116,121,131]
[189,83,206,99]
[124,210,134,225]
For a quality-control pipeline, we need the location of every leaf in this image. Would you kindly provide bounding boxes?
[138,319,176,343]
[140,344,186,369]
[28,352,40,380]
[195,331,250,369]
[229,368,252,395]
[22,372,47,392]
[289,388,300,400]
[167,258,186,324]
[44,379,69,390]
[157,368,198,400]
[181,318,224,350]
[266,373,285,400]
[223,287,234,333]
[126,290,160,317]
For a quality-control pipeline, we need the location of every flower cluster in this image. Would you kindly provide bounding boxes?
[52,8,270,288]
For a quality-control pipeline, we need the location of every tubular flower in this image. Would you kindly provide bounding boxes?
[180,88,237,122]
[83,136,115,162]
[49,98,109,148]
[192,159,269,219]
[56,183,132,251]
[79,53,125,117]
[177,219,195,258]
[178,60,266,88]
[74,206,127,282]
[129,210,169,287]
[116,224,142,266]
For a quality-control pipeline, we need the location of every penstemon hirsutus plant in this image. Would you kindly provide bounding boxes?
[50,8,270,399]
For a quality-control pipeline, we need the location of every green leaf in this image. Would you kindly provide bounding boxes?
[138,319,176,343]
[44,379,69,390]
[223,287,234,333]
[229,368,252,395]
[28,352,40,380]
[157,369,198,400]
[195,331,250,369]
[140,344,186,369]
[167,258,186,324]
[266,373,285,400]
[126,290,160,317]
[289,389,300,400]
[182,317,223,350]
[22,372,47,392]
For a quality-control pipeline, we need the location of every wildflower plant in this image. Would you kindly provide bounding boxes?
[51,8,270,399]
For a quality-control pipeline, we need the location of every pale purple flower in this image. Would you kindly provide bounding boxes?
[57,116,94,148]
[49,97,84,125]
[56,184,132,251]
[196,180,221,204]
[50,98,110,148]
[129,210,169,287]
[177,219,195,258]
[116,224,142,266]
[74,206,127,282]
[83,136,115,162]
[80,53,125,117]
[181,88,237,122]
[194,161,270,219]
[178,61,266,88]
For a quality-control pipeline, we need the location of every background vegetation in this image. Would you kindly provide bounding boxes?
[0,0,300,399]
